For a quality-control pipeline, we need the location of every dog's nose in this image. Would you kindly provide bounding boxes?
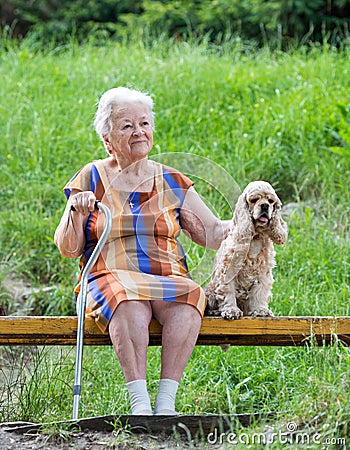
[260,203,269,211]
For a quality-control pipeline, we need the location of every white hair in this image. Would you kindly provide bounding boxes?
[93,87,155,140]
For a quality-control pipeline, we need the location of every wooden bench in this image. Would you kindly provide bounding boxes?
[1,315,350,347]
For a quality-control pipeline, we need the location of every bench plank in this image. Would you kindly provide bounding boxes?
[1,316,349,346]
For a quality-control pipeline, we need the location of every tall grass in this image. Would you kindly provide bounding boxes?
[0,36,349,444]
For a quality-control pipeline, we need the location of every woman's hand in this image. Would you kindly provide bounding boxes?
[54,189,94,258]
[70,191,96,216]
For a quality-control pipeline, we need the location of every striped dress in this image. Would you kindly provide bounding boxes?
[64,159,206,333]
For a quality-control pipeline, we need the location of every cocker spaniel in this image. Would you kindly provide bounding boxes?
[205,181,288,319]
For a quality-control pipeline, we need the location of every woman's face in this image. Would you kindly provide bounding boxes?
[104,102,154,167]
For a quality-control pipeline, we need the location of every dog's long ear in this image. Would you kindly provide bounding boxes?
[269,198,288,245]
[232,192,248,223]
[274,197,282,212]
[232,191,254,240]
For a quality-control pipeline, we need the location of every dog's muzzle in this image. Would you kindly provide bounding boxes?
[258,203,270,223]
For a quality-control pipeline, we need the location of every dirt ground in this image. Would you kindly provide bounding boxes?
[0,426,217,450]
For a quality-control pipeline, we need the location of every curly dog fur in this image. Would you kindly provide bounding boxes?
[205,181,288,319]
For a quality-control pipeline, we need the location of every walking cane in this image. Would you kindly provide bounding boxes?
[72,201,112,420]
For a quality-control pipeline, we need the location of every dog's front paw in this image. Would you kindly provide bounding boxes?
[248,307,274,317]
[205,292,225,317]
[221,305,243,320]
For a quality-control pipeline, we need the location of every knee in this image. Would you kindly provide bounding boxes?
[177,303,201,321]
[168,304,202,332]
[189,309,202,332]
[109,301,152,343]
[184,305,202,325]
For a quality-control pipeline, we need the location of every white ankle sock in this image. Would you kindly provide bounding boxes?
[126,379,152,415]
[154,378,179,415]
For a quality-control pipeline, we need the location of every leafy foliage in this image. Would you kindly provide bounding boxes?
[1,0,350,47]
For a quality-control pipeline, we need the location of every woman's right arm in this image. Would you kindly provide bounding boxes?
[54,190,96,258]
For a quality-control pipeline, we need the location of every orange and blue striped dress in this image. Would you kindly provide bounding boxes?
[64,159,206,333]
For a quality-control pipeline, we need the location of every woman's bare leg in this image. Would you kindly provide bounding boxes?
[109,300,152,382]
[151,301,202,381]
[151,301,202,414]
[109,300,153,414]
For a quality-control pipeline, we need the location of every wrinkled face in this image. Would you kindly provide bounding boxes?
[245,182,280,227]
[104,102,154,165]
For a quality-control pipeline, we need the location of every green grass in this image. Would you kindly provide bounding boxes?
[0,36,349,445]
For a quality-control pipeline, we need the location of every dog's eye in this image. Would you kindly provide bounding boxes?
[250,198,258,204]
[268,199,275,204]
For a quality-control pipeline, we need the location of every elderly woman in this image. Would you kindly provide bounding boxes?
[54,87,228,415]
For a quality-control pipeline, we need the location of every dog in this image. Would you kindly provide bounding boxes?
[205,181,288,319]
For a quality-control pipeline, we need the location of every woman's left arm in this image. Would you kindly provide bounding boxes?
[179,186,230,250]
